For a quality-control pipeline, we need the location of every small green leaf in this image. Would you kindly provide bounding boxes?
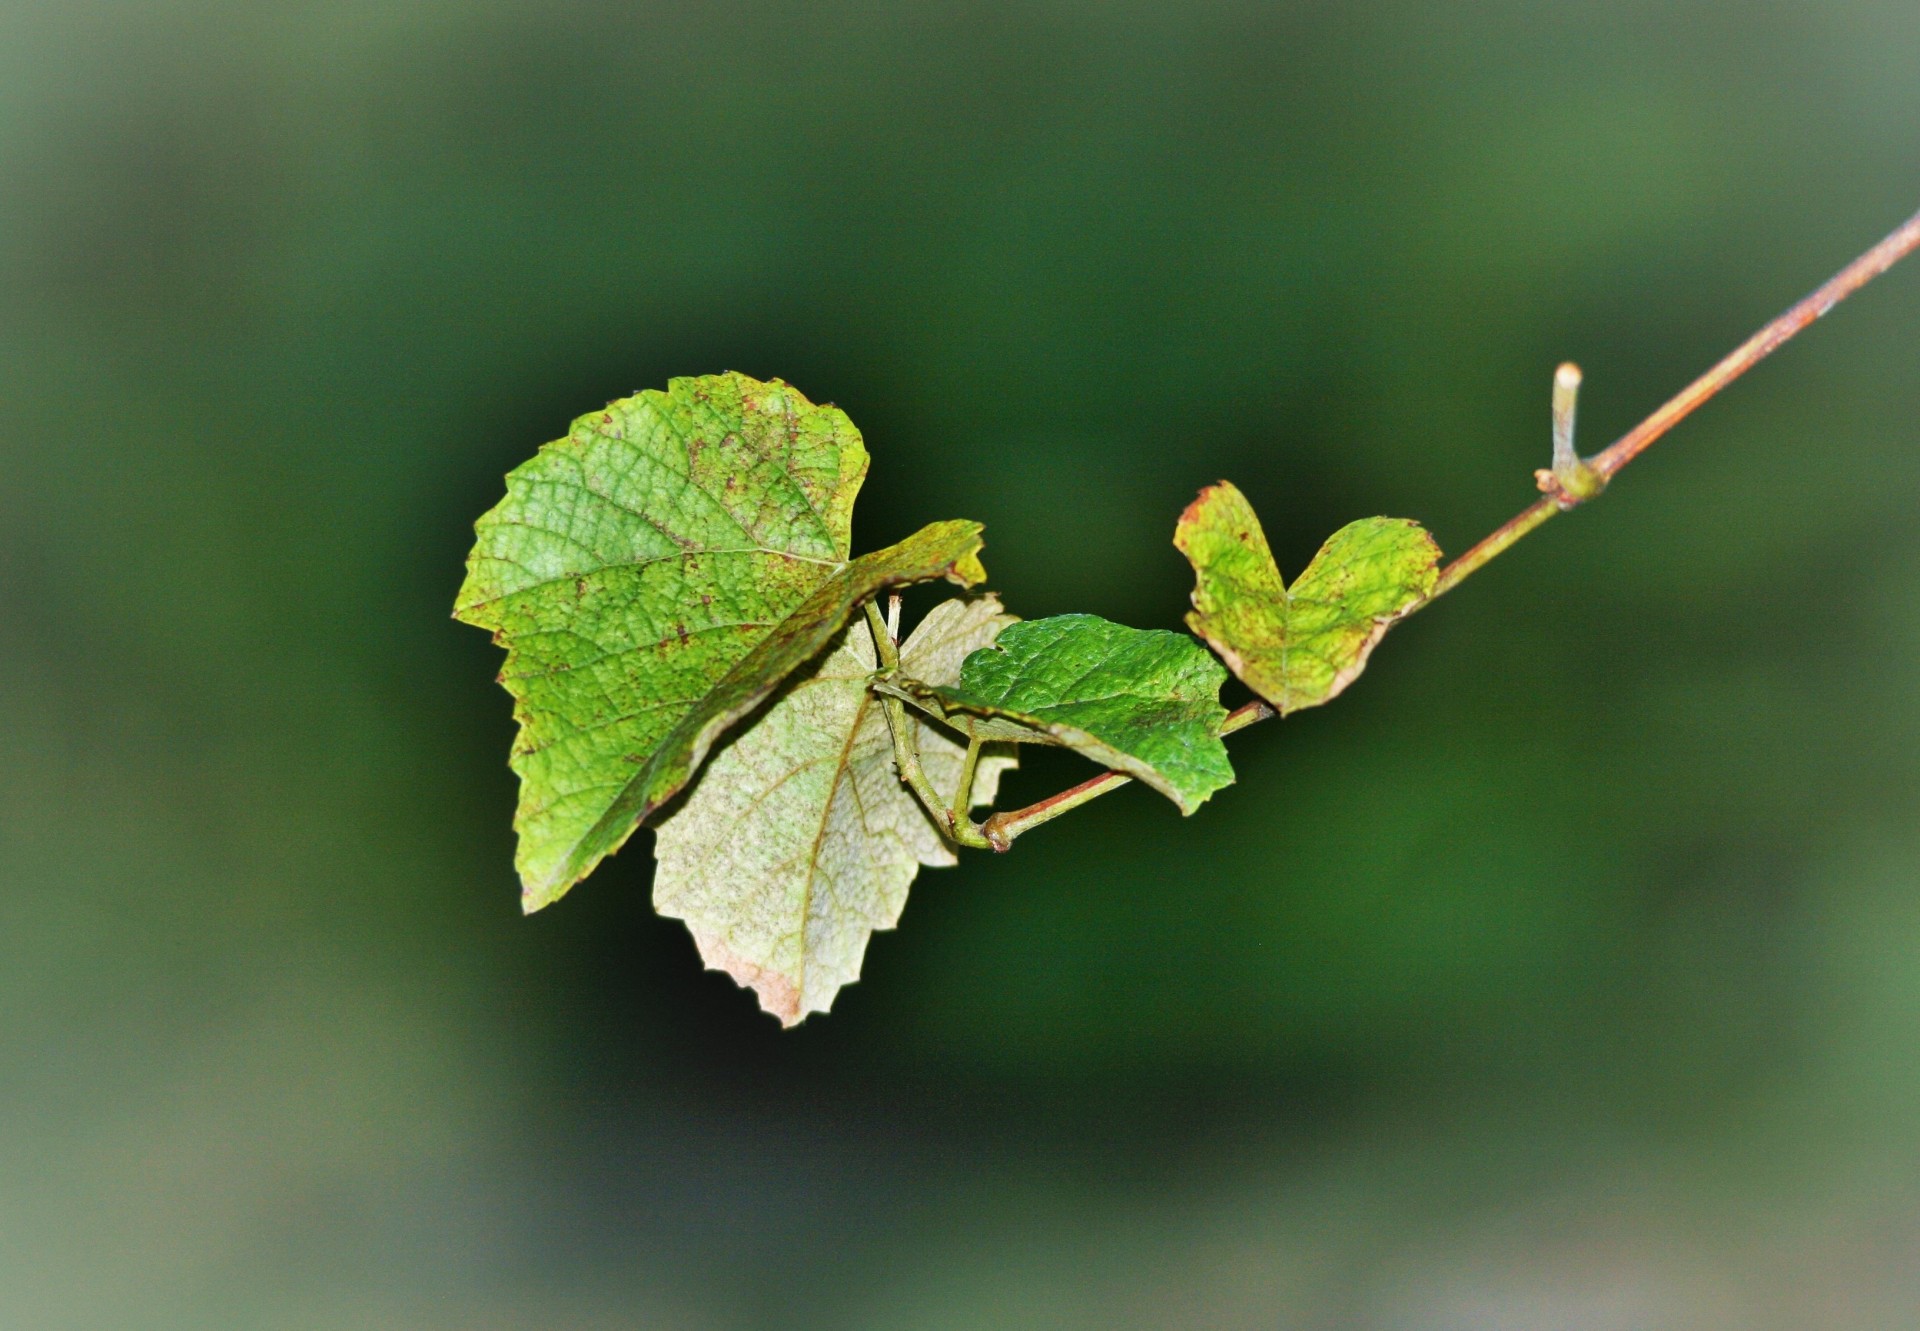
[653,597,1017,1025]
[1175,480,1439,715]
[886,614,1232,815]
[454,372,986,912]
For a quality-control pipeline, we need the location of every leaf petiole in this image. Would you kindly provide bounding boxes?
[950,736,984,828]
[865,597,901,671]
[865,599,994,850]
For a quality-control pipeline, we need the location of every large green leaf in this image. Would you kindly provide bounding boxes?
[885,614,1232,815]
[454,372,986,911]
[1174,480,1439,715]
[653,597,1017,1025]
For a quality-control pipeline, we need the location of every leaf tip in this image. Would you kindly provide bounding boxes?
[949,551,988,586]
[940,523,988,587]
[1173,480,1237,549]
[519,870,575,916]
[685,924,808,1025]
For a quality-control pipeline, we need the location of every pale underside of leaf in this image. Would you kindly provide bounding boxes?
[884,613,1233,815]
[652,596,1017,1025]
[1175,481,1440,715]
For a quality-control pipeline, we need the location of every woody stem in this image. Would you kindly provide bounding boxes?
[978,203,1920,847]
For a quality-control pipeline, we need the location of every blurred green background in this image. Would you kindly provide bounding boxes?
[6,2,1920,1326]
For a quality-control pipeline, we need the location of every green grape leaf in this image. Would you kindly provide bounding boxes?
[883,614,1232,815]
[653,596,1017,1025]
[1174,480,1439,715]
[454,372,986,912]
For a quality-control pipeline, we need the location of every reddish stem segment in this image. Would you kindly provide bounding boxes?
[979,699,1273,848]
[977,206,1920,847]
[1590,207,1920,480]
[1427,205,1920,604]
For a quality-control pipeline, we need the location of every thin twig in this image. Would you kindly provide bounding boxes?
[1426,204,1920,603]
[1425,498,1558,601]
[979,699,1273,849]
[975,205,1920,848]
[1591,207,1920,481]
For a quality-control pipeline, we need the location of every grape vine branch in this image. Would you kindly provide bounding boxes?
[455,204,1920,1024]
[957,204,1920,851]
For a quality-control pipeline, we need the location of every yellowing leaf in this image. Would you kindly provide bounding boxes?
[652,597,1017,1025]
[454,372,985,911]
[1175,481,1439,714]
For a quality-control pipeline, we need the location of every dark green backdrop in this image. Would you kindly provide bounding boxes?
[5,2,1920,1326]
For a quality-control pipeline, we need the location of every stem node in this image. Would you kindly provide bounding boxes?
[1533,361,1607,510]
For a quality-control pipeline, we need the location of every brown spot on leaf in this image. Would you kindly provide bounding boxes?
[1175,482,1229,536]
